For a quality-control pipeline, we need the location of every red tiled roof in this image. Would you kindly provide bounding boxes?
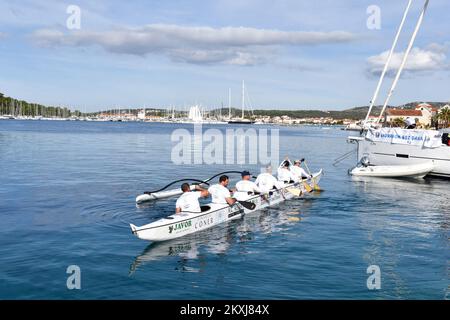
[386,109,422,117]
[415,103,438,112]
[417,103,432,107]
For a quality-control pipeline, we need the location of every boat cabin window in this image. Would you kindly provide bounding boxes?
[442,133,449,146]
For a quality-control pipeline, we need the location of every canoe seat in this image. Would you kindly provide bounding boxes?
[200,205,211,212]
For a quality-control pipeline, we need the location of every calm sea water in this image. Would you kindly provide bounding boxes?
[0,120,448,299]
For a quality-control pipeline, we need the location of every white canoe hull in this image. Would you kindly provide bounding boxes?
[350,161,434,178]
[131,170,323,242]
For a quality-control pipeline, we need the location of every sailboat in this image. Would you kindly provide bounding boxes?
[228,80,255,124]
[348,0,450,179]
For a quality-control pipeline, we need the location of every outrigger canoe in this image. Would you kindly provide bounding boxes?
[130,169,323,242]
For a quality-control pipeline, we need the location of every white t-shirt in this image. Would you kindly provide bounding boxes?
[255,173,278,192]
[175,191,201,213]
[208,184,231,204]
[291,166,310,181]
[236,180,261,193]
[277,167,295,182]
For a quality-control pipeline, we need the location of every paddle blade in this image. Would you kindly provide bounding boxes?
[312,177,321,191]
[286,187,302,196]
[238,200,256,210]
[303,181,313,193]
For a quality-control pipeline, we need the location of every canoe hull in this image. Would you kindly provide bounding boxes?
[131,170,323,242]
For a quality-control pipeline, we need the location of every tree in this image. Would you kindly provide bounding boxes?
[391,117,405,128]
[438,105,450,128]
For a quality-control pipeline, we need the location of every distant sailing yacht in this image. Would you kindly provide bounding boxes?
[228,80,255,124]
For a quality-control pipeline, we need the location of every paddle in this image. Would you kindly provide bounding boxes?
[236,200,256,210]
[286,187,302,196]
[303,160,320,191]
[302,180,313,193]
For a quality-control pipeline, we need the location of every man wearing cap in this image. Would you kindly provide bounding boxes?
[291,159,312,182]
[175,183,209,214]
[235,171,261,193]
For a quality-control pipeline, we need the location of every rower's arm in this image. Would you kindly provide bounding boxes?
[194,185,207,192]
[225,197,237,205]
[193,186,209,198]
[253,183,262,193]
[200,190,209,197]
[175,207,182,214]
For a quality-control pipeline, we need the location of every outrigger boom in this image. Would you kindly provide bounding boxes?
[130,170,323,242]
[136,171,247,204]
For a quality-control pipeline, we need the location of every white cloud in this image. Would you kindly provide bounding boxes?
[367,46,448,76]
[31,24,355,66]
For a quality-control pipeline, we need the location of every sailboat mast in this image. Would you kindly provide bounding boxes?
[228,88,231,119]
[377,0,430,124]
[241,80,245,119]
[364,0,412,126]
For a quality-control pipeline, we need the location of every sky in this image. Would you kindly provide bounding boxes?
[0,0,449,112]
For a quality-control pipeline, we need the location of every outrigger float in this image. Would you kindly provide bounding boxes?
[130,170,323,242]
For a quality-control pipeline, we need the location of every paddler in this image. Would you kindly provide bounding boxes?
[208,175,237,206]
[175,183,209,214]
[235,171,261,194]
[291,159,313,182]
[277,160,295,184]
[255,165,282,193]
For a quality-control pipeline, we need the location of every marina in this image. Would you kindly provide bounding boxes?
[0,0,448,304]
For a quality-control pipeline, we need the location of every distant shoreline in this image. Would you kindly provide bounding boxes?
[0,116,349,127]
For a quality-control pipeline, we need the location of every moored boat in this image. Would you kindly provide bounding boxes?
[346,0,450,179]
[349,161,434,178]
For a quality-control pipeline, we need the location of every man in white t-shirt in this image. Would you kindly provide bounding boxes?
[255,166,283,193]
[236,171,261,193]
[208,175,236,206]
[291,159,312,182]
[175,183,209,214]
[277,160,295,183]
[405,117,416,129]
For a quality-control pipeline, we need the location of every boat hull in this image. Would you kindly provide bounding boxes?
[131,170,322,242]
[355,138,450,178]
[350,161,434,178]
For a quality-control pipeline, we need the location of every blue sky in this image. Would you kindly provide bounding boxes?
[0,0,449,111]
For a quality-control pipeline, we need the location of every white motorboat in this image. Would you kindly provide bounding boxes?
[350,161,434,178]
[130,170,323,242]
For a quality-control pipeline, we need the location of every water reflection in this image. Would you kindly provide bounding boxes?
[129,221,236,275]
[352,176,449,299]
